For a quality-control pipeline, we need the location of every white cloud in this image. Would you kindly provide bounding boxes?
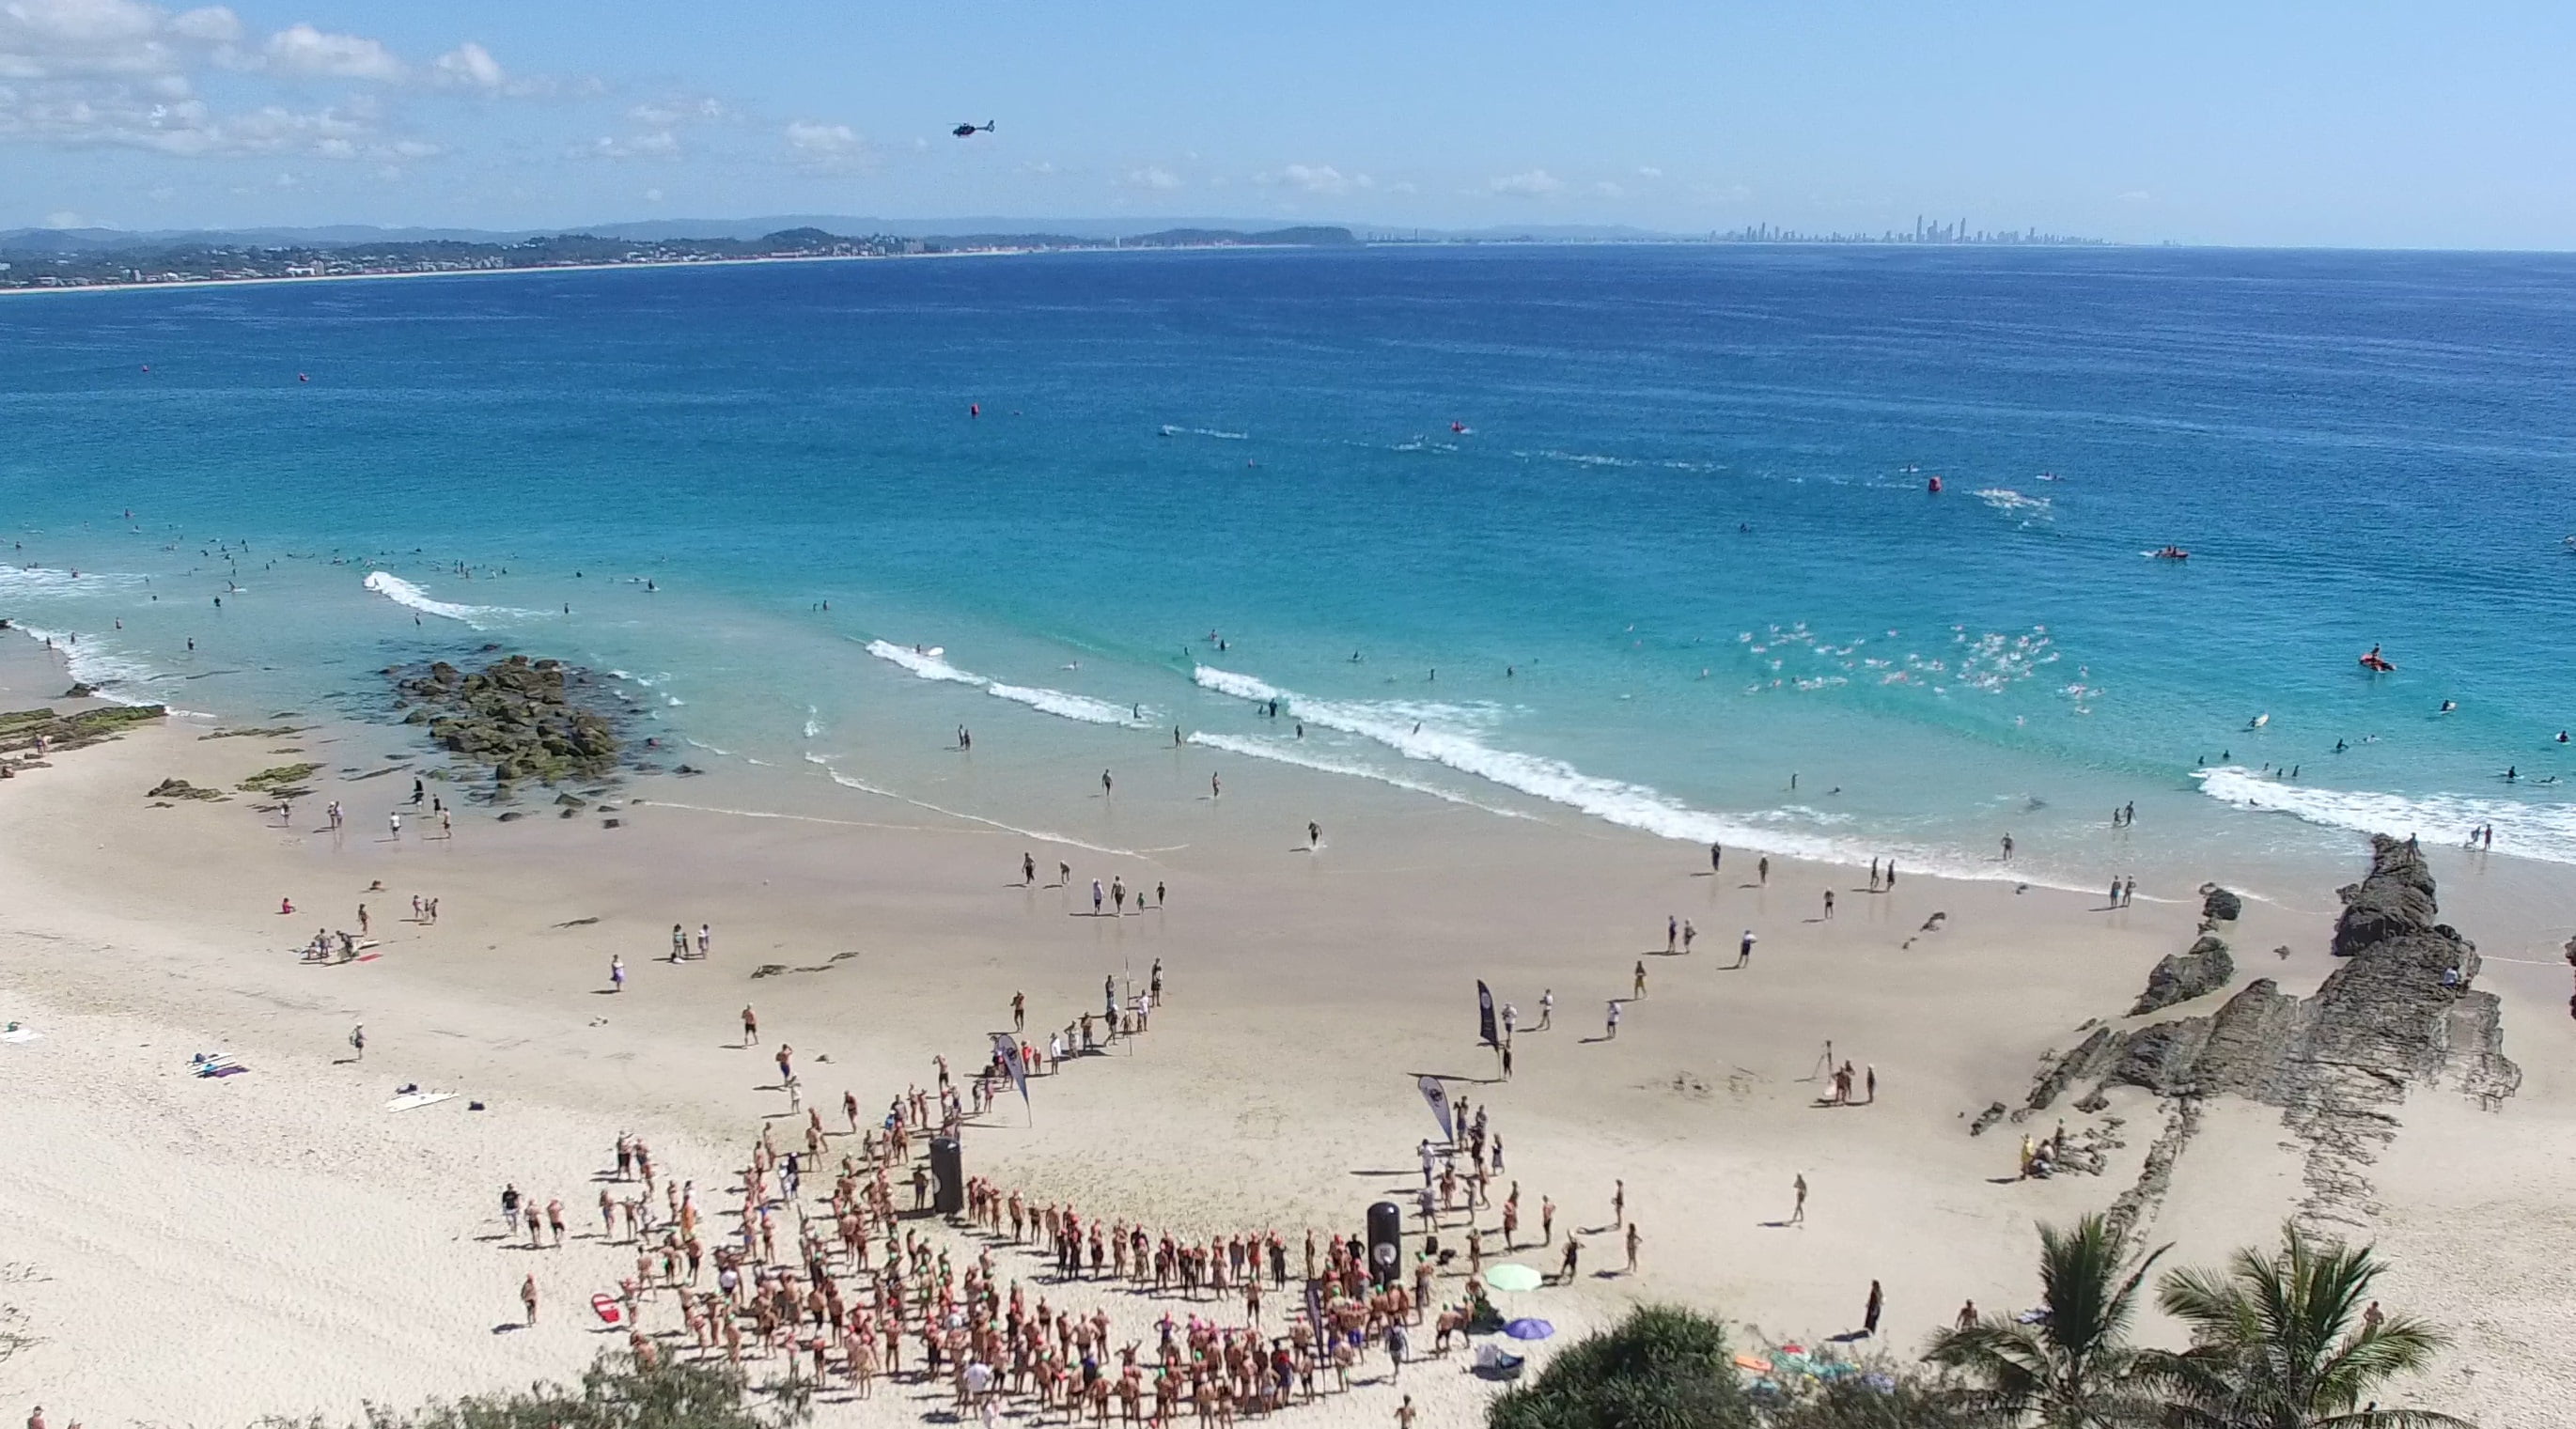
[573,130,679,161]
[2118,189,2151,203]
[1278,163,1352,194]
[1018,159,1056,176]
[1636,165,1663,179]
[629,96,729,127]
[1490,168,1562,198]
[42,208,86,227]
[262,23,401,82]
[1594,180,1623,198]
[644,186,663,203]
[783,119,866,171]
[1123,164,1181,191]
[431,41,503,91]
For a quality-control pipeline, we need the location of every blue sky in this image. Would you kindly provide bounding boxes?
[4,0,2572,246]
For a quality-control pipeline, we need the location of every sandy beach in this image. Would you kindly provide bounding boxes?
[3,629,2571,1428]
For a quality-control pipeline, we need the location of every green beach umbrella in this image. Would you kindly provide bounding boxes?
[1483,1263,1543,1293]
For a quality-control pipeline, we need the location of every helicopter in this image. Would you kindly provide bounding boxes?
[952,121,994,138]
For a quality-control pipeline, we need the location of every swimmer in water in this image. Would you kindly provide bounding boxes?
[2440,700,2457,713]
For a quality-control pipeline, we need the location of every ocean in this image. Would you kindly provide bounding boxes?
[5,243,2573,894]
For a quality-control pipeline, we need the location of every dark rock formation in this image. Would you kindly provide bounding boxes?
[0,704,164,760]
[2131,935,2237,1016]
[147,777,225,800]
[2199,883,2244,923]
[2012,835,2520,1230]
[390,655,622,787]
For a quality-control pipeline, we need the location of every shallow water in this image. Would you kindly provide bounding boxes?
[5,244,2572,891]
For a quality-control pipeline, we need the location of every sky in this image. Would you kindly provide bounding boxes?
[4,0,2574,247]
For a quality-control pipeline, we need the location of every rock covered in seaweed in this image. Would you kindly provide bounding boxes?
[389,655,623,785]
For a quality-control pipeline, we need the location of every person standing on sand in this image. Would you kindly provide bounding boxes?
[2001,833,2015,861]
[775,1043,794,1086]
[671,924,687,962]
[1758,856,1771,886]
[1012,992,1026,1033]
[1866,1064,1878,1103]
[1112,876,1127,913]
[1557,1235,1582,1282]
[1023,852,1036,886]
[388,811,400,840]
[741,1005,757,1046]
[1395,1395,1416,1429]
[609,955,624,993]
[1101,769,1113,799]
[1307,821,1320,848]
[1538,989,1553,1029]
[1625,1221,1641,1274]
[357,905,370,936]
[1605,1000,1623,1039]
[1864,1280,1884,1337]
[1738,929,1756,969]
[349,1023,365,1062]
[697,924,711,957]
[1710,842,1722,874]
[1091,879,1104,915]
[1789,1173,1807,1226]
[1210,772,1222,799]
[1541,1194,1556,1244]
[521,1273,539,1326]
[1632,962,1647,998]
[1823,889,1835,920]
[1611,1179,1625,1226]
[1666,917,1678,955]
[1682,920,1695,954]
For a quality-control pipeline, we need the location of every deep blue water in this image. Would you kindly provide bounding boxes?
[5,244,2573,885]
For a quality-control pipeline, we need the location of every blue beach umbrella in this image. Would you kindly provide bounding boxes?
[1503,1318,1554,1341]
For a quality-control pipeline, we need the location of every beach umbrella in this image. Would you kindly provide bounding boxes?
[1503,1318,1554,1341]
[1483,1264,1542,1293]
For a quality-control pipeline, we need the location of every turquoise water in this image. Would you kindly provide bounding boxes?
[5,245,2574,888]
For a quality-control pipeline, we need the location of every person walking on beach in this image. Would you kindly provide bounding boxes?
[741,1005,757,1046]
[1605,1000,1623,1039]
[520,1273,539,1326]
[1682,920,1695,955]
[349,1023,365,1062]
[1788,1173,1807,1227]
[1091,879,1104,915]
[1307,820,1320,848]
[1822,889,1835,920]
[1210,772,1222,799]
[697,924,711,957]
[1538,988,1553,1029]
[1625,1221,1641,1275]
[1022,851,1036,886]
[1758,855,1771,886]
[609,955,624,993]
[1738,929,1756,969]
[1611,1179,1626,1227]
[357,904,370,936]
[1101,769,1113,799]
[1632,961,1647,998]
[1864,1281,1883,1337]
[388,811,400,840]
[671,924,687,962]
[1557,1235,1582,1283]
[1710,842,1722,874]
[1665,917,1678,955]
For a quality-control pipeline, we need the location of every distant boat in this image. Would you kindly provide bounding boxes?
[2152,546,2189,561]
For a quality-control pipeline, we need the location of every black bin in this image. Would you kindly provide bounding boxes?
[929,1135,965,1216]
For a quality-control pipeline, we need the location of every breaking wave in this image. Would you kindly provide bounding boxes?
[864,640,1151,726]
[364,571,540,629]
[2194,767,2576,865]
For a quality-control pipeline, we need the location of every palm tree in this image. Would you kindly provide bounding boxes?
[1925,1213,2168,1427]
[2143,1224,2469,1429]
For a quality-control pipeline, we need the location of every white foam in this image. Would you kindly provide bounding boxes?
[363,571,540,629]
[1185,732,1536,818]
[12,626,162,704]
[802,753,1164,857]
[987,682,1143,726]
[2194,767,2576,864]
[1194,664,2090,888]
[865,639,1150,727]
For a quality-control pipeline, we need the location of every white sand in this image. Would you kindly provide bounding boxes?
[3,639,2568,1426]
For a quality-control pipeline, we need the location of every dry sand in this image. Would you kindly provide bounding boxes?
[2,633,2568,1427]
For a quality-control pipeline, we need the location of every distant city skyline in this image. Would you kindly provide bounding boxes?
[5,0,2573,249]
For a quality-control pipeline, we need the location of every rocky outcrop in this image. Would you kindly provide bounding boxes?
[147,777,226,800]
[0,703,164,760]
[2200,884,2244,923]
[2131,935,2237,1016]
[390,655,622,788]
[2008,835,2520,1231]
